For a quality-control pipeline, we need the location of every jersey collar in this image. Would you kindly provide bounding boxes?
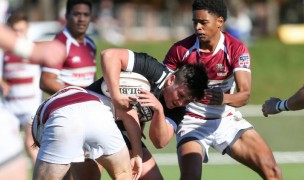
[196,32,225,56]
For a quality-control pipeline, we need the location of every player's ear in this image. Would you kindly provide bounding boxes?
[167,74,176,86]
[217,16,224,29]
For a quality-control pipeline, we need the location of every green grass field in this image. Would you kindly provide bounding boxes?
[100,164,304,180]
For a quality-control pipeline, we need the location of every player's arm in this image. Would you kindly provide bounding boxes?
[223,70,251,107]
[262,85,304,117]
[149,111,175,148]
[40,71,65,95]
[287,86,304,110]
[0,25,65,66]
[137,89,175,148]
[115,108,143,178]
[100,48,133,110]
[202,70,251,107]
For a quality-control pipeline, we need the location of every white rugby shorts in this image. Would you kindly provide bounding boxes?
[176,111,253,163]
[33,100,126,164]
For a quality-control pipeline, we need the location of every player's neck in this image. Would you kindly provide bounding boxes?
[73,33,86,43]
[199,33,221,52]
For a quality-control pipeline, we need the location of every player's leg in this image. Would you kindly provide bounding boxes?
[17,114,38,166]
[70,159,103,180]
[175,115,211,180]
[33,159,70,180]
[229,129,282,180]
[24,122,38,165]
[177,140,204,180]
[32,104,89,180]
[140,147,163,180]
[83,101,132,179]
[95,146,132,180]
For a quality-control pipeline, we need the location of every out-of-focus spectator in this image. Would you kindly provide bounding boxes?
[225,3,253,45]
[96,0,125,45]
[2,10,42,168]
[0,0,9,23]
[0,108,28,180]
[0,1,29,180]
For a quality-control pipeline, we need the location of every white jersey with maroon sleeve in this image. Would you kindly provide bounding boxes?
[163,32,251,119]
[2,52,42,115]
[42,28,96,87]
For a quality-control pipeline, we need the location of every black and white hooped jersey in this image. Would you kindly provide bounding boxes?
[86,50,171,98]
[86,50,184,127]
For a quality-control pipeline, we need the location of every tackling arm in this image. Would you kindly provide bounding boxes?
[287,85,304,110]
[40,72,66,95]
[223,70,251,107]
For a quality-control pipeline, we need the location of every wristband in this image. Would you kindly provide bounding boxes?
[275,100,289,112]
[12,37,34,60]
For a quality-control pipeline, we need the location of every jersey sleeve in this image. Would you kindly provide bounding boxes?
[132,51,169,84]
[231,44,251,72]
[163,43,183,71]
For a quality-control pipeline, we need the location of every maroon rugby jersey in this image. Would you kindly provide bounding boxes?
[2,52,42,114]
[163,32,251,118]
[42,28,96,87]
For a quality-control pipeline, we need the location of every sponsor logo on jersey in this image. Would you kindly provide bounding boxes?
[216,64,227,76]
[238,54,250,68]
[72,56,81,63]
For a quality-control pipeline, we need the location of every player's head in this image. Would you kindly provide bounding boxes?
[6,11,28,37]
[192,0,227,43]
[65,0,92,37]
[192,0,227,21]
[163,63,208,109]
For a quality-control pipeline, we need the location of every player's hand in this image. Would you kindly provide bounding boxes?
[130,155,142,180]
[202,87,224,105]
[112,93,136,111]
[136,89,162,112]
[30,40,66,67]
[262,97,281,117]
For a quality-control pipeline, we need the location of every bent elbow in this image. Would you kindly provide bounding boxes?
[152,141,168,149]
[240,93,251,107]
[100,49,113,63]
[150,135,170,149]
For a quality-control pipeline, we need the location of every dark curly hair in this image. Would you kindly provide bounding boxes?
[192,0,227,21]
[174,63,208,100]
[66,0,92,15]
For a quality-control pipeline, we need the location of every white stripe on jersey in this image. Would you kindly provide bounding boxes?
[126,50,135,71]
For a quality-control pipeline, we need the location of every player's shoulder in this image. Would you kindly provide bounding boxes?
[54,31,67,44]
[223,32,247,48]
[167,34,197,57]
[84,35,96,49]
[223,32,249,54]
